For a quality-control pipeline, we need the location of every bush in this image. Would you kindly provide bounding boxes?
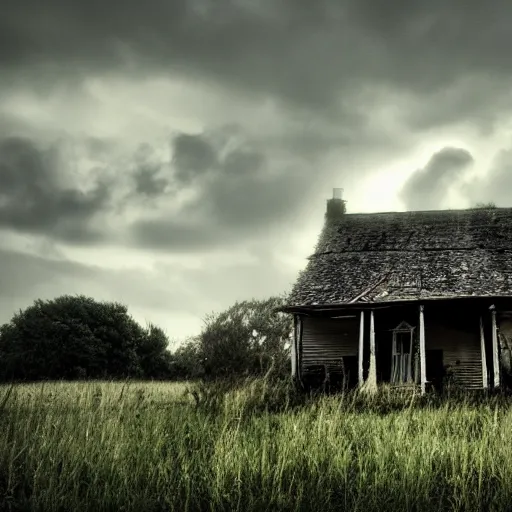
[198,296,293,380]
[0,295,172,381]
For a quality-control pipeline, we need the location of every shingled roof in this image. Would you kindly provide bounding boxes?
[287,207,512,307]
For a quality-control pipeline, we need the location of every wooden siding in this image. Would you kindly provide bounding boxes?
[301,316,359,372]
[426,321,483,389]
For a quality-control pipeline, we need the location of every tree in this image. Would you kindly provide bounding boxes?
[474,202,497,209]
[197,296,293,380]
[171,337,205,380]
[137,322,173,379]
[0,295,172,381]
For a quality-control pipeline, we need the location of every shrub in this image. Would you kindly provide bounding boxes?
[0,295,172,381]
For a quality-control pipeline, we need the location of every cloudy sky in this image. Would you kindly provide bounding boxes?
[2,0,512,342]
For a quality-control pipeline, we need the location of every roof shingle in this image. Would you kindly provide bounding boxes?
[288,208,512,306]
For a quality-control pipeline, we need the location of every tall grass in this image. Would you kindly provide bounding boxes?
[2,379,512,511]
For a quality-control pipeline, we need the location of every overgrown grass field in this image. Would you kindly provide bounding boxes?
[2,380,512,511]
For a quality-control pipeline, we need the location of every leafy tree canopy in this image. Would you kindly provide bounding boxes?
[0,295,172,381]
[172,296,293,380]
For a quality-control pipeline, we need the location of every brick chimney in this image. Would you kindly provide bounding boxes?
[326,188,347,219]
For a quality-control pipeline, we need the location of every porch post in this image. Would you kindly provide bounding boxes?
[291,315,298,379]
[490,305,500,388]
[368,309,377,388]
[419,304,426,395]
[358,310,365,386]
[480,316,488,389]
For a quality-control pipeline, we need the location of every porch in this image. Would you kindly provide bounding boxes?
[293,299,502,393]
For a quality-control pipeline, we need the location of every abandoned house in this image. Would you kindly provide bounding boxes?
[280,189,512,393]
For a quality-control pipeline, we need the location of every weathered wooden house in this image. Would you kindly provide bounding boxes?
[281,190,512,393]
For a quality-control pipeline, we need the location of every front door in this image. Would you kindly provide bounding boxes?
[391,322,416,384]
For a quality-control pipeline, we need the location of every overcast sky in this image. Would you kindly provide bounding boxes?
[2,0,512,342]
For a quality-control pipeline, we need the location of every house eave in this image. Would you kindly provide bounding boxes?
[277,294,512,314]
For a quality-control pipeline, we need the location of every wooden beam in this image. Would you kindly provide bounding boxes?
[291,315,298,379]
[298,316,304,387]
[490,305,500,388]
[367,309,377,389]
[480,316,488,389]
[419,304,426,395]
[358,310,365,386]
[348,274,390,304]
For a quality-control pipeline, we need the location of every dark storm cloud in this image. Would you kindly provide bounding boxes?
[129,142,170,197]
[85,137,119,160]
[131,219,226,252]
[133,164,169,197]
[0,136,111,242]
[197,165,301,229]
[171,129,265,181]
[346,0,512,92]
[400,147,474,210]
[132,168,306,251]
[2,0,512,128]
[129,127,319,250]
[172,133,218,183]
[222,149,264,175]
